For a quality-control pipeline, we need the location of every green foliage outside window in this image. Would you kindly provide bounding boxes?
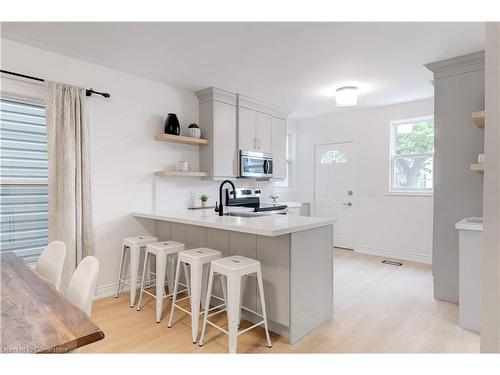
[395,119,434,155]
[393,119,434,190]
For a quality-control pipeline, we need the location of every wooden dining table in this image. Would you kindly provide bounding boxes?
[1,252,104,353]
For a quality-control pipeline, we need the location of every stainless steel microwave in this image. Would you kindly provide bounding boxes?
[239,150,273,178]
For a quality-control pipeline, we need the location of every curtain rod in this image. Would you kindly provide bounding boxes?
[0,69,111,98]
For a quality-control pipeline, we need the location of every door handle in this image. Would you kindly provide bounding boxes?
[343,202,352,207]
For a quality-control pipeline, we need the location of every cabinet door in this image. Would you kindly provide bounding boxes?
[256,112,272,153]
[271,117,287,179]
[228,232,257,311]
[205,228,229,300]
[238,107,256,151]
[256,235,290,326]
[213,101,237,177]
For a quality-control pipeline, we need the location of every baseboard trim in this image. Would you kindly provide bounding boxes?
[290,302,334,345]
[355,245,432,264]
[242,311,290,341]
[94,282,120,300]
[93,277,143,301]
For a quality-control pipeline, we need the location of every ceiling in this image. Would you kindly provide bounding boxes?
[1,22,485,118]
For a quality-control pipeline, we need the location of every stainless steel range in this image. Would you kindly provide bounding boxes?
[225,187,287,214]
[225,188,287,215]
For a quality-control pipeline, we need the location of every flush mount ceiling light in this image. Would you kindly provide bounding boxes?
[335,86,359,107]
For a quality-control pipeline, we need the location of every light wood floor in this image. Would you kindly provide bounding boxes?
[81,249,480,353]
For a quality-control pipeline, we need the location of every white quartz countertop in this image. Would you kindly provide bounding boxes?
[455,217,483,231]
[133,209,335,237]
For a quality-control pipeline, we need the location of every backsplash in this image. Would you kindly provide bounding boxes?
[154,178,277,211]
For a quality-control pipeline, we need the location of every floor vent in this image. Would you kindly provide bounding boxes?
[382,260,403,266]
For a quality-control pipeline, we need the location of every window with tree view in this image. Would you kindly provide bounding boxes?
[390,117,434,193]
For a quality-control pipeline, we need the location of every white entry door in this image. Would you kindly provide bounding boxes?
[314,141,356,249]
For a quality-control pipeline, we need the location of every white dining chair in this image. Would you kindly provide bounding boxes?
[35,240,67,291]
[65,256,100,316]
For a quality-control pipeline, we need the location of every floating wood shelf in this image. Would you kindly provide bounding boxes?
[472,111,485,128]
[470,163,484,172]
[154,170,209,177]
[154,133,209,145]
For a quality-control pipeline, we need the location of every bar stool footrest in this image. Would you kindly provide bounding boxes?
[142,287,189,300]
[205,319,229,336]
[238,320,266,336]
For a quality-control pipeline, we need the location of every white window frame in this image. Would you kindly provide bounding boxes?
[274,131,295,190]
[1,76,47,263]
[388,116,434,197]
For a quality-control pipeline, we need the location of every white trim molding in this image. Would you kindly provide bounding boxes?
[356,245,432,264]
[195,86,237,106]
[195,87,290,118]
[93,277,142,301]
[425,51,485,79]
[238,93,290,119]
[94,282,120,300]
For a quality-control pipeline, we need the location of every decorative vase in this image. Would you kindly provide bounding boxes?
[164,113,180,135]
[201,201,207,208]
[188,127,201,139]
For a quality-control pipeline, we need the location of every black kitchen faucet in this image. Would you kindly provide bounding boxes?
[216,180,236,216]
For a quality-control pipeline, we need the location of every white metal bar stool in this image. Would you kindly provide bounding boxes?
[136,240,190,323]
[115,235,158,308]
[167,248,226,343]
[198,255,272,354]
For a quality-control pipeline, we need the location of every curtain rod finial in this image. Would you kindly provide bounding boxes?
[86,88,110,98]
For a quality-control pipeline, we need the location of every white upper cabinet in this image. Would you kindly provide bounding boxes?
[256,112,272,153]
[196,88,289,180]
[196,88,237,178]
[238,107,272,153]
[238,106,257,151]
[238,94,288,153]
[271,116,287,179]
[212,101,237,177]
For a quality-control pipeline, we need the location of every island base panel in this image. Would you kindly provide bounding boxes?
[153,220,334,344]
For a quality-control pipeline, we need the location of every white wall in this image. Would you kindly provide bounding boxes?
[0,39,273,297]
[294,99,434,263]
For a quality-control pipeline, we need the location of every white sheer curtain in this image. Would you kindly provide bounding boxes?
[45,81,93,290]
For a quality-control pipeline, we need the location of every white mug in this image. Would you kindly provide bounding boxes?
[176,161,189,172]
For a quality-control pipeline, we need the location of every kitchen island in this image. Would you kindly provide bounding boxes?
[133,209,335,344]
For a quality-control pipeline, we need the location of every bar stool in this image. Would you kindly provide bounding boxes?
[198,255,272,354]
[167,248,226,343]
[136,240,189,323]
[115,235,158,308]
